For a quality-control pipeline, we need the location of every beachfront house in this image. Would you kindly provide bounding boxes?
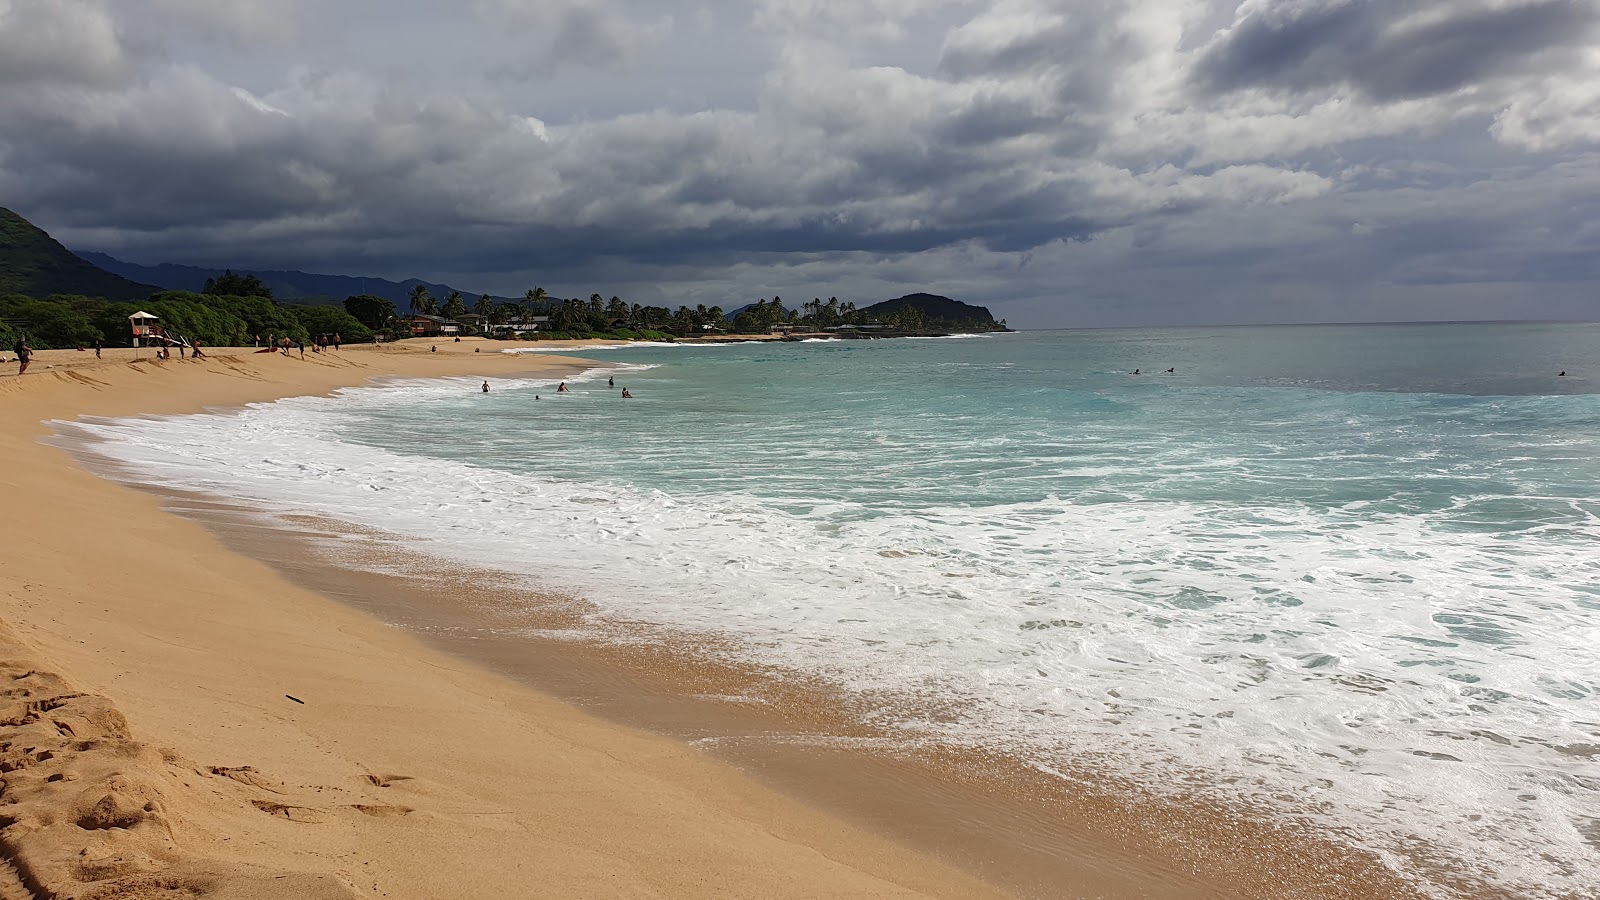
[404,314,460,337]
[453,313,488,335]
[492,315,550,337]
[129,311,163,347]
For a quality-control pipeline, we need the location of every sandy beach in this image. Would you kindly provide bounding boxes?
[0,337,1452,899]
[0,338,1014,899]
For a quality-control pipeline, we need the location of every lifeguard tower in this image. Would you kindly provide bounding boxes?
[129,311,163,347]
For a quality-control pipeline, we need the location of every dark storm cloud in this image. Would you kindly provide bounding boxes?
[3,0,1599,325]
[1195,0,1600,101]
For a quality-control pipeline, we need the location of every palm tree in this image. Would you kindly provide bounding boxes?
[525,287,548,320]
[408,284,432,318]
[474,294,494,317]
[553,298,587,332]
[441,291,469,318]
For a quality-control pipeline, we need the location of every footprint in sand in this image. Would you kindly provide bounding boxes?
[349,804,413,818]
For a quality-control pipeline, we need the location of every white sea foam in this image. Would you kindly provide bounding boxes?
[502,341,726,353]
[55,368,1600,898]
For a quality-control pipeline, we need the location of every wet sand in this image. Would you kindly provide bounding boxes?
[98,485,1467,899]
[2,337,1493,898]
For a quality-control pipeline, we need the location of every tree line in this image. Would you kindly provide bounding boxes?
[2,269,1004,351]
[364,287,1003,340]
[0,271,371,350]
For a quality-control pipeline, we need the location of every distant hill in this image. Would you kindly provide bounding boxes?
[0,208,160,301]
[723,300,789,321]
[858,293,997,325]
[77,252,496,307]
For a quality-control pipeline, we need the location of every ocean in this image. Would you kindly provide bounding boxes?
[61,324,1600,896]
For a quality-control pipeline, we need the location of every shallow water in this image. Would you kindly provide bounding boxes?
[62,324,1600,896]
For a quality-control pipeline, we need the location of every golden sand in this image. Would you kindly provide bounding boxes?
[0,337,1472,899]
[0,339,1008,899]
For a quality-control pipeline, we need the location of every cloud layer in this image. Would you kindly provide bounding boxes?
[2,0,1597,325]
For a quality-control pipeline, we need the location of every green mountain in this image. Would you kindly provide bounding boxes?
[858,293,997,326]
[0,208,159,301]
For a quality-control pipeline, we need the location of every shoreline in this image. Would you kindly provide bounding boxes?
[2,337,1475,898]
[0,338,1007,899]
[120,493,1453,900]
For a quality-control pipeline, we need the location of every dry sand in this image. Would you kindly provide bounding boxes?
[0,337,1462,900]
[0,338,1011,899]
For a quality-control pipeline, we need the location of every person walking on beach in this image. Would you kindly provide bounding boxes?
[13,337,31,375]
[333,333,341,351]
[297,340,305,359]
[93,339,101,359]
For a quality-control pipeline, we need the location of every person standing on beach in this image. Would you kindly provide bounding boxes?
[13,337,30,375]
[333,333,341,351]
[93,339,101,359]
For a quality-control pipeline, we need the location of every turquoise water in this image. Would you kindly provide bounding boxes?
[68,324,1600,896]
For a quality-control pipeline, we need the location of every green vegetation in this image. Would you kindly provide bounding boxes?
[0,294,105,350]
[202,270,274,299]
[344,294,397,330]
[3,209,1004,351]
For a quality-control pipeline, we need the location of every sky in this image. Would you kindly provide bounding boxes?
[1,0,1598,327]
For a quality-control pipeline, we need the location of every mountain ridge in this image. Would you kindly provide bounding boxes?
[1,208,161,301]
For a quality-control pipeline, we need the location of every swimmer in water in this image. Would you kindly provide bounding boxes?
[621,388,633,398]
[482,381,489,393]
[1132,368,1140,375]
[557,382,569,392]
